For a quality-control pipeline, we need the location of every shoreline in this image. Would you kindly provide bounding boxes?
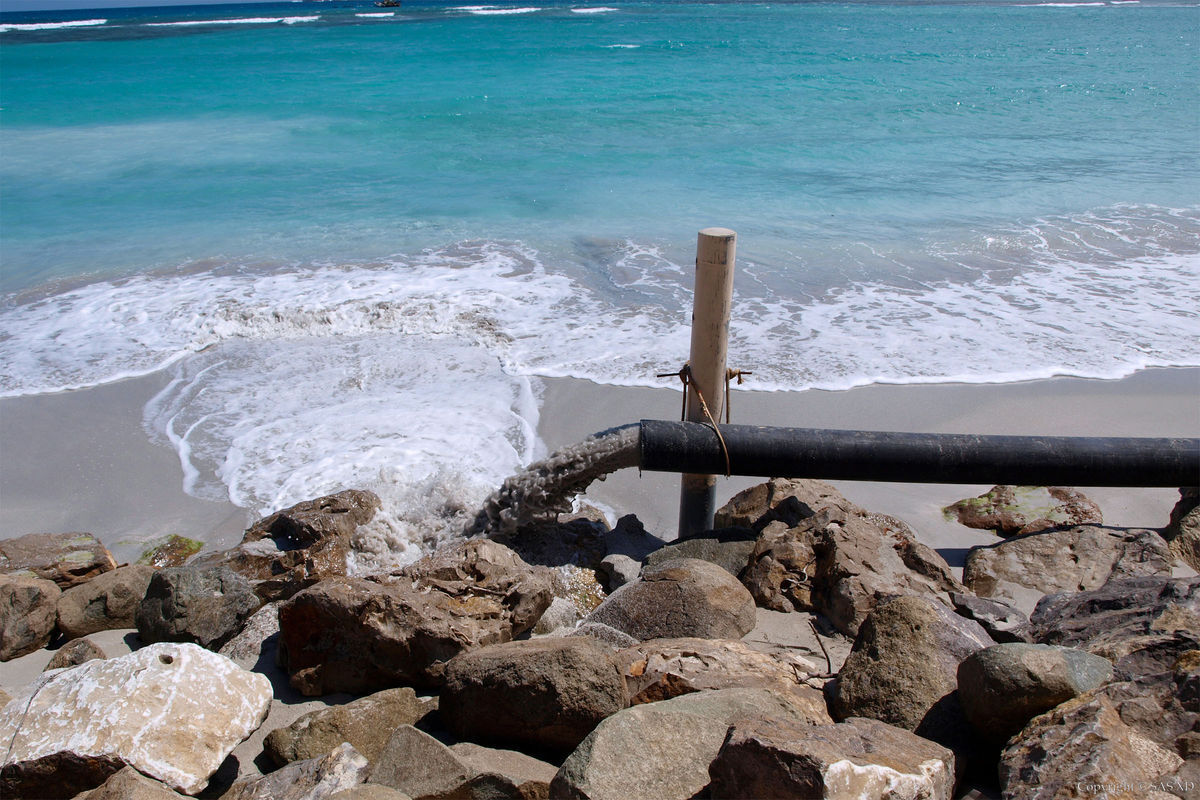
[2,367,1196,569]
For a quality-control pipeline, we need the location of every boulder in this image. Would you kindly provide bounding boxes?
[491,514,608,570]
[550,687,823,800]
[963,525,1174,615]
[136,564,262,651]
[748,506,965,636]
[999,653,1198,799]
[1030,576,1200,678]
[57,564,155,640]
[584,558,756,641]
[441,637,629,753]
[1164,487,1199,571]
[136,534,204,569]
[643,528,757,578]
[830,595,993,763]
[950,592,1031,644]
[265,687,430,766]
[203,489,380,602]
[0,531,116,588]
[218,601,282,670]
[945,485,1102,536]
[44,636,106,671]
[279,540,552,694]
[0,574,60,661]
[369,725,555,800]
[222,742,370,800]
[708,716,956,800]
[533,596,582,635]
[596,554,639,591]
[329,787,412,800]
[957,643,1114,742]
[614,637,829,721]
[0,642,271,796]
[715,477,857,531]
[73,766,186,799]
[566,622,638,650]
[603,513,667,562]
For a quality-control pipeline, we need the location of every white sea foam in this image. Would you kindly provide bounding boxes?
[3,207,1197,561]
[144,16,318,27]
[454,6,542,15]
[571,7,618,13]
[356,12,396,17]
[603,43,639,48]
[0,18,106,32]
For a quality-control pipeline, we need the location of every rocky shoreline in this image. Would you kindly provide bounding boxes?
[1,478,1197,799]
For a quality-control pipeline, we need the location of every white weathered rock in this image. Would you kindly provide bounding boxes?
[0,642,272,797]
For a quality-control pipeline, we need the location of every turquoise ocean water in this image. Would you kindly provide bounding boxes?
[2,0,1197,558]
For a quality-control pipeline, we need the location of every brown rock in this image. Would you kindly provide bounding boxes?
[830,595,993,766]
[74,766,186,799]
[441,637,629,753]
[585,558,756,641]
[1164,487,1199,571]
[0,532,116,589]
[715,478,859,531]
[614,637,829,721]
[265,687,430,766]
[945,485,1102,536]
[957,643,1114,742]
[136,564,262,651]
[964,525,1173,615]
[752,506,965,637]
[206,489,380,602]
[1030,576,1200,678]
[44,636,106,671]
[550,687,825,800]
[708,716,956,800]
[279,540,552,694]
[222,742,370,800]
[57,564,155,641]
[369,725,555,800]
[642,528,757,579]
[999,655,1198,799]
[0,574,60,661]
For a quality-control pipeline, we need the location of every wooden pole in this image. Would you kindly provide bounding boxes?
[678,227,736,537]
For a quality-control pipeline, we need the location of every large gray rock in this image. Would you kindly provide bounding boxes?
[0,642,271,796]
[223,742,370,800]
[136,564,263,651]
[74,766,186,799]
[715,478,858,531]
[369,725,555,800]
[746,506,965,637]
[0,574,60,661]
[1030,576,1200,678]
[265,687,431,766]
[441,636,629,753]
[642,528,757,578]
[1165,487,1199,571]
[203,489,381,602]
[963,525,1174,615]
[957,643,1114,742]
[708,716,956,800]
[999,651,1198,799]
[279,540,553,693]
[830,595,993,761]
[550,687,823,800]
[950,592,1031,644]
[0,531,116,588]
[945,485,1102,536]
[614,637,829,721]
[584,558,756,641]
[218,600,282,670]
[57,564,155,640]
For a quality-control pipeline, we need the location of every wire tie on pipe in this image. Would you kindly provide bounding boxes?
[657,363,732,476]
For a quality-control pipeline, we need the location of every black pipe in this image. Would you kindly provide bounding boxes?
[638,420,1199,487]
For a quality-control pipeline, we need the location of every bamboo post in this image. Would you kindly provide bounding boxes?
[678,227,736,537]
